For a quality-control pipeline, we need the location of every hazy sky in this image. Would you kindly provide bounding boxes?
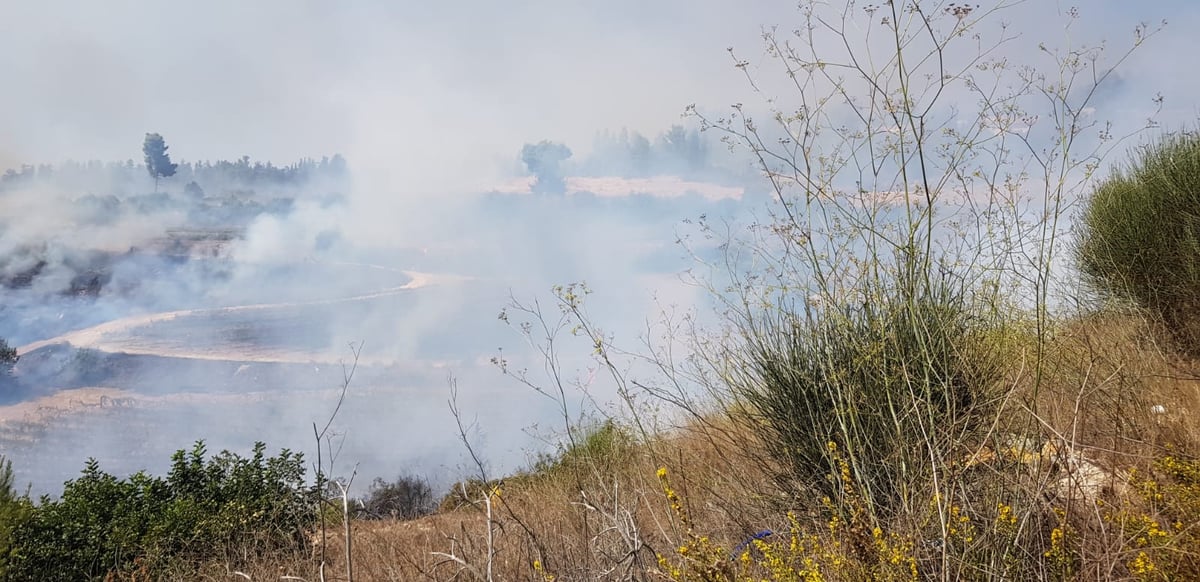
[0,1,1195,190]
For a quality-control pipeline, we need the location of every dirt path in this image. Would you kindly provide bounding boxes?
[17,270,460,361]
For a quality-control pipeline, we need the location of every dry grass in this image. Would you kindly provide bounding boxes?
[168,312,1200,582]
[1027,312,1200,464]
[176,416,779,581]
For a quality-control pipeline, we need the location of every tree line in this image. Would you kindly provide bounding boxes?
[1,134,348,195]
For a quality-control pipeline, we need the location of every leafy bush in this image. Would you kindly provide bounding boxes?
[437,478,503,513]
[530,419,631,477]
[438,421,631,513]
[5,441,317,581]
[731,258,1003,520]
[356,474,435,520]
[0,457,31,576]
[1078,131,1200,353]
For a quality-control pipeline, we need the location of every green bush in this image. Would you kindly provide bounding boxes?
[5,441,317,581]
[437,477,501,513]
[0,456,31,576]
[437,421,631,512]
[530,419,631,477]
[731,257,1003,521]
[1078,131,1200,354]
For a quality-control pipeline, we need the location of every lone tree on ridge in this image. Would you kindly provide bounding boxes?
[143,132,178,193]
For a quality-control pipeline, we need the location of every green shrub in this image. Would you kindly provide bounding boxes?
[731,256,1003,521]
[437,421,631,513]
[437,477,501,513]
[6,441,317,581]
[531,419,631,477]
[0,456,31,576]
[1078,131,1200,354]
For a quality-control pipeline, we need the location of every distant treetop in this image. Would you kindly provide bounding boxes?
[143,133,178,192]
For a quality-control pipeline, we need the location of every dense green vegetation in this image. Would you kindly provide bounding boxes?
[1078,131,1200,353]
[0,443,316,581]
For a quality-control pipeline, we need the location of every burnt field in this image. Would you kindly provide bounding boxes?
[0,271,514,494]
[0,212,509,493]
[0,375,482,496]
[0,158,733,496]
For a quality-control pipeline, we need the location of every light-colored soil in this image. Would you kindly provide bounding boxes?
[16,270,464,364]
[492,175,745,200]
[0,387,132,427]
[0,386,291,428]
[0,268,487,493]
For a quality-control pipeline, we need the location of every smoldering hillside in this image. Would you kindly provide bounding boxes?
[0,131,761,495]
[2,0,1194,499]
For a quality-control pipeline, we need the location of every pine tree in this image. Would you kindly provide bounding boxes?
[143,133,178,193]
